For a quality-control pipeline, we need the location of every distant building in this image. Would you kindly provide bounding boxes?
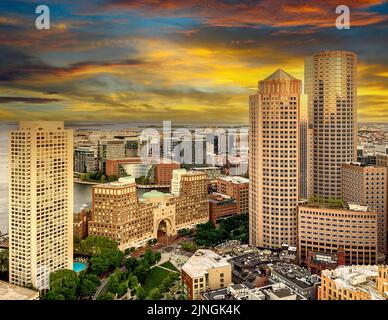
[192,167,222,179]
[74,147,97,173]
[125,137,139,158]
[375,144,388,155]
[357,155,377,166]
[0,281,39,300]
[318,265,388,300]
[181,249,232,300]
[269,262,321,300]
[376,153,388,168]
[209,193,237,224]
[98,139,126,172]
[202,282,306,300]
[216,176,249,214]
[298,204,378,265]
[154,161,181,185]
[104,158,142,178]
[342,162,387,254]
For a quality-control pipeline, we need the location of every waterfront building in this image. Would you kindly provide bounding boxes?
[89,170,209,250]
[9,121,73,290]
[74,146,97,174]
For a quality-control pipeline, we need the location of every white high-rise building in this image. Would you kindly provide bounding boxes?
[9,121,73,290]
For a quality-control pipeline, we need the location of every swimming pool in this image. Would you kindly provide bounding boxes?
[73,261,87,273]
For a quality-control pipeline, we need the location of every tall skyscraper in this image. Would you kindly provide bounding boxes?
[306,51,357,200]
[249,69,300,248]
[9,121,73,290]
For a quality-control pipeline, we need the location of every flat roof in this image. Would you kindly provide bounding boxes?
[322,265,386,300]
[0,281,39,300]
[218,176,249,184]
[182,249,230,278]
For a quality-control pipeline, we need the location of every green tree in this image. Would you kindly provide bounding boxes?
[147,288,162,300]
[117,281,128,297]
[143,249,155,266]
[0,249,9,275]
[48,269,79,300]
[125,257,139,273]
[44,291,65,300]
[134,264,148,284]
[135,286,146,300]
[154,251,161,263]
[89,248,124,275]
[108,273,120,294]
[97,292,115,300]
[128,275,139,290]
[78,278,97,297]
[181,242,197,252]
[79,235,118,256]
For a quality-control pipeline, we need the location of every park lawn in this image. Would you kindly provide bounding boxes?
[160,261,178,272]
[143,266,174,296]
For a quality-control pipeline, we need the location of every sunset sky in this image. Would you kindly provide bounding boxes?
[0,0,387,123]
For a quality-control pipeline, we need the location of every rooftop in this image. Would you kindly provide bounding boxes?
[140,189,171,201]
[218,176,249,184]
[322,265,386,300]
[271,262,320,290]
[208,193,236,204]
[264,68,296,81]
[94,176,135,188]
[203,282,306,300]
[182,249,231,278]
[0,281,39,300]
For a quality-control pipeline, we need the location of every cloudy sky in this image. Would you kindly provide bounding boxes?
[0,0,387,123]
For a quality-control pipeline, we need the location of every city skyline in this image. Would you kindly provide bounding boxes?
[0,1,388,303]
[0,1,387,122]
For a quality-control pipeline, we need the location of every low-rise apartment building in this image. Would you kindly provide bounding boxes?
[182,249,232,300]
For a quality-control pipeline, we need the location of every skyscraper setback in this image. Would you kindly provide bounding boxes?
[8,121,73,290]
[249,69,300,248]
[306,51,357,200]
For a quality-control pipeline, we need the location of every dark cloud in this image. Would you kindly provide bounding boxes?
[0,97,62,104]
[0,47,149,82]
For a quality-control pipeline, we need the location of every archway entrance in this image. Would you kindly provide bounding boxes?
[157,220,168,238]
[156,219,175,246]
